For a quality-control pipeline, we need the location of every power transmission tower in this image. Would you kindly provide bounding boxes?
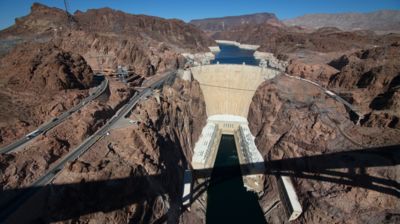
[63,0,74,30]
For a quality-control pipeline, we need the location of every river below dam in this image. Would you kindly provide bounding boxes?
[211,43,260,65]
[206,135,265,223]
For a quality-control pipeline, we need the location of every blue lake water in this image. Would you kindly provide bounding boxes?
[211,44,260,65]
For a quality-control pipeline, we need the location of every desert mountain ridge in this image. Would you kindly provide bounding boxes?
[284,10,400,32]
[190,10,400,33]
[189,12,284,32]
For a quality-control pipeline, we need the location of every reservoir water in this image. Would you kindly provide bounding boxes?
[211,43,260,65]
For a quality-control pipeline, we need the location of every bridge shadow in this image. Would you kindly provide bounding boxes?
[0,144,399,223]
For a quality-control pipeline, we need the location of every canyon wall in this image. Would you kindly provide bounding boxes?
[248,62,400,224]
[3,77,208,223]
[0,3,215,76]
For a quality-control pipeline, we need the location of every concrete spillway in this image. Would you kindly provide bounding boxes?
[186,54,302,222]
[190,64,279,192]
[191,64,278,118]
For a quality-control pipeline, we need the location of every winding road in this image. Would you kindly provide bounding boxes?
[0,71,176,221]
[283,73,363,119]
[0,78,109,154]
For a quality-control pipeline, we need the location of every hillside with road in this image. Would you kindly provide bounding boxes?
[0,3,215,75]
[0,43,96,147]
[1,2,400,224]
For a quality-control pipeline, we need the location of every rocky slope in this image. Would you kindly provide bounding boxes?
[0,3,215,75]
[0,77,135,189]
[190,13,283,32]
[248,75,400,224]
[284,10,400,33]
[0,2,214,145]
[286,42,400,129]
[0,42,94,147]
[3,77,208,223]
[328,42,400,128]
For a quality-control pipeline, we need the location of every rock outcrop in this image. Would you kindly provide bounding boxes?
[0,3,215,76]
[0,78,135,189]
[0,42,94,147]
[328,42,400,127]
[212,23,400,56]
[4,77,208,223]
[1,42,93,92]
[248,75,400,224]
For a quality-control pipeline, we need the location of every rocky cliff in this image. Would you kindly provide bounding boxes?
[0,3,215,75]
[1,42,93,92]
[0,2,214,145]
[2,77,208,223]
[0,42,94,147]
[248,75,400,224]
[328,42,400,128]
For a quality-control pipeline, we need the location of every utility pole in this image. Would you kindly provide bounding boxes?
[63,0,74,30]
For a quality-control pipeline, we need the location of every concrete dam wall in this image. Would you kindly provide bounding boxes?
[191,64,278,118]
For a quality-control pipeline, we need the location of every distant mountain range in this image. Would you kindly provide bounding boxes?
[189,13,283,32]
[284,10,400,32]
[190,10,400,33]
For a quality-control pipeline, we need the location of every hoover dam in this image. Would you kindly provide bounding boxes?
[182,43,303,223]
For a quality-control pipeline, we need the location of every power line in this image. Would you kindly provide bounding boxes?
[198,82,258,92]
[63,0,74,30]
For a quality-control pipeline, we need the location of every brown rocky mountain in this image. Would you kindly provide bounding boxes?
[3,43,93,92]
[1,3,400,224]
[284,10,400,33]
[0,42,94,146]
[249,72,400,224]
[328,42,400,128]
[0,2,214,144]
[0,2,214,146]
[190,13,284,32]
[0,3,214,76]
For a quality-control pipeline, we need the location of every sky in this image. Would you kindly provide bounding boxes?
[0,0,399,30]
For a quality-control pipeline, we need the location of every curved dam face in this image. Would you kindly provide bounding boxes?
[191,64,278,118]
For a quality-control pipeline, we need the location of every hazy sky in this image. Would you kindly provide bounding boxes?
[0,0,399,30]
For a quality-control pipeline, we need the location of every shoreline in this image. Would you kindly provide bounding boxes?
[215,40,260,50]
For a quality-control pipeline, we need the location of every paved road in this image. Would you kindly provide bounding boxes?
[0,71,176,221]
[283,73,363,118]
[0,78,109,154]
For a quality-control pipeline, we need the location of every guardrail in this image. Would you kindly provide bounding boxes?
[0,70,177,221]
[0,78,109,154]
